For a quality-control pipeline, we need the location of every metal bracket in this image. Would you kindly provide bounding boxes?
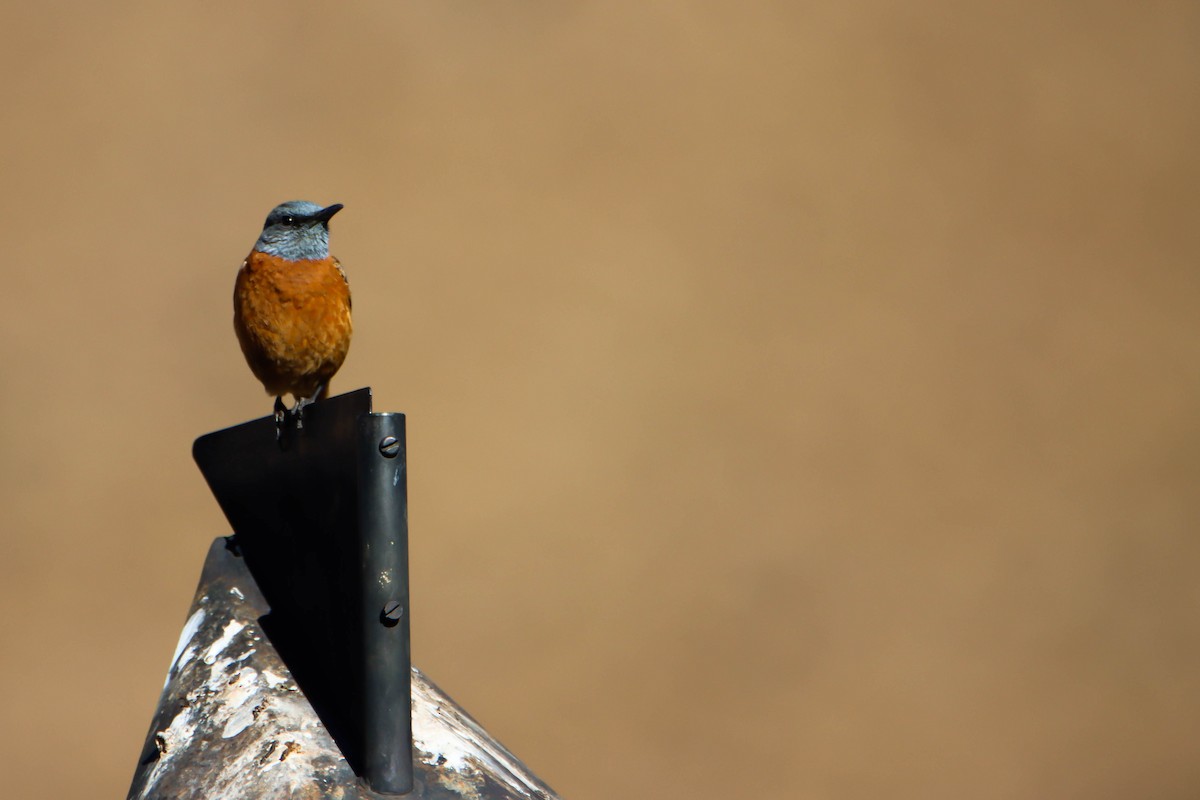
[192,388,413,795]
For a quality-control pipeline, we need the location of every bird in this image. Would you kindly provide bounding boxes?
[234,201,352,431]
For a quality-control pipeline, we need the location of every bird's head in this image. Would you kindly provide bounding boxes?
[253,201,343,260]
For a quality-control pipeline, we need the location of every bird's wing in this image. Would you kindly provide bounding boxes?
[334,257,351,310]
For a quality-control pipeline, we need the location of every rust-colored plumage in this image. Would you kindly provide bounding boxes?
[234,250,352,402]
[233,200,351,423]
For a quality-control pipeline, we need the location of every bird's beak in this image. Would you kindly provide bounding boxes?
[313,203,344,223]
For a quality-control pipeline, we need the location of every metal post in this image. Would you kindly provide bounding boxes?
[129,388,560,799]
[188,389,414,794]
[358,413,413,794]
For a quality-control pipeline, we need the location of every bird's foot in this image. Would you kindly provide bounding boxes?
[274,396,287,441]
[292,385,326,430]
[293,397,312,430]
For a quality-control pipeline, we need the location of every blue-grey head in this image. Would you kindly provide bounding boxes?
[253,201,344,260]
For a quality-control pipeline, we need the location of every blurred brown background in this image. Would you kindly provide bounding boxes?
[1,2,1198,798]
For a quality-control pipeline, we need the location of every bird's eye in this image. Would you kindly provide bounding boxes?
[282,215,297,225]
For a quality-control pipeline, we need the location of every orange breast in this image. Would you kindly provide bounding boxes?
[233,250,353,399]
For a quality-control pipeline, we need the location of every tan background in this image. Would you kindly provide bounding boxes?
[1,2,1198,798]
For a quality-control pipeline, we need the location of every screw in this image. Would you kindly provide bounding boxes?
[379,436,400,458]
[382,600,404,622]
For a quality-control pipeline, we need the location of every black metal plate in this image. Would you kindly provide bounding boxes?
[193,389,378,780]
